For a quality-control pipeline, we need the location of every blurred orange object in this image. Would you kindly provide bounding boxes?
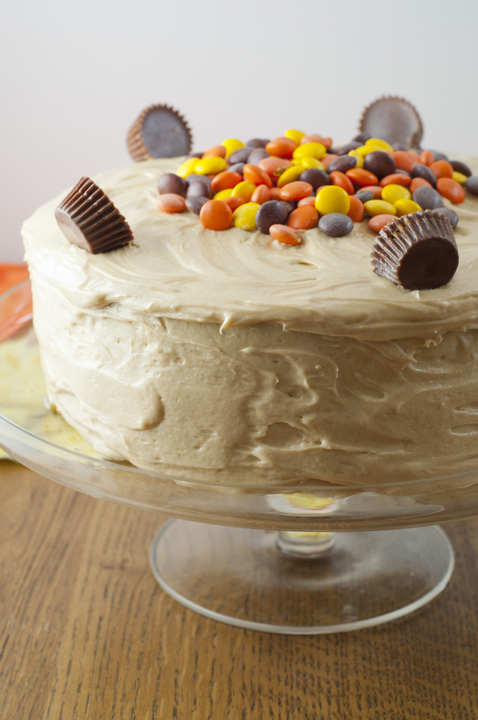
[0,263,29,294]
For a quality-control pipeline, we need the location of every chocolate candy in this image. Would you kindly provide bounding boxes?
[186,196,211,215]
[229,147,254,164]
[255,200,289,234]
[355,190,374,203]
[364,151,396,180]
[371,209,458,290]
[319,213,354,237]
[187,181,212,199]
[432,151,449,162]
[299,168,331,191]
[395,169,412,177]
[279,200,296,215]
[229,162,246,175]
[359,96,423,148]
[157,173,187,197]
[465,176,478,196]
[412,164,437,187]
[127,104,192,161]
[393,143,410,152]
[412,186,443,210]
[185,174,212,189]
[327,156,356,174]
[337,141,361,156]
[353,133,372,144]
[246,138,270,148]
[450,160,472,177]
[55,177,134,254]
[247,148,270,165]
[433,207,459,229]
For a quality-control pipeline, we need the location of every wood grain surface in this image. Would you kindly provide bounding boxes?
[1,461,477,720]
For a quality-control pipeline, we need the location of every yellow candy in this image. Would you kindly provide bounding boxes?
[394,199,422,216]
[232,181,257,201]
[381,184,411,205]
[364,200,397,217]
[365,137,394,153]
[232,202,260,231]
[284,129,306,146]
[176,157,199,178]
[355,144,389,157]
[214,188,234,200]
[453,171,467,185]
[194,157,227,175]
[293,142,326,161]
[315,186,350,215]
[292,156,325,170]
[348,150,364,169]
[277,165,305,187]
[221,138,245,158]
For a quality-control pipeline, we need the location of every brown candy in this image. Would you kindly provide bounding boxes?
[55,177,134,254]
[371,209,458,290]
[363,151,396,179]
[127,104,192,161]
[157,173,187,196]
[255,201,289,234]
[359,96,423,149]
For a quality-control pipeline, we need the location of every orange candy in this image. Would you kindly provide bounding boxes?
[269,224,303,245]
[223,196,246,212]
[258,156,292,177]
[301,134,333,150]
[211,171,243,193]
[347,196,364,223]
[321,154,339,169]
[287,206,319,230]
[380,173,412,188]
[392,150,421,174]
[430,160,454,180]
[199,200,233,230]
[298,196,317,207]
[410,177,433,193]
[202,145,227,159]
[329,171,354,195]
[436,177,466,204]
[369,214,397,232]
[419,150,435,166]
[279,181,313,201]
[251,185,271,204]
[265,137,296,159]
[346,168,378,187]
[360,185,382,199]
[269,187,282,200]
[156,194,187,213]
[243,164,272,188]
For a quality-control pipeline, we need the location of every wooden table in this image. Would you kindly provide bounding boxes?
[1,461,477,720]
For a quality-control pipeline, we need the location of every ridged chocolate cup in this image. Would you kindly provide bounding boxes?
[359,96,423,150]
[55,177,134,254]
[371,209,458,290]
[127,104,192,162]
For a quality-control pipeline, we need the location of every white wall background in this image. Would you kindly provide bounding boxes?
[1,0,477,261]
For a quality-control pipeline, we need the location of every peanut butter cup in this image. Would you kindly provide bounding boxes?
[359,96,423,149]
[127,104,193,162]
[55,177,134,254]
[371,209,458,290]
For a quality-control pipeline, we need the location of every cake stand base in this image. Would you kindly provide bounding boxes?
[149,520,454,634]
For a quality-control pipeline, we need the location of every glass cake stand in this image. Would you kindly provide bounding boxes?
[2,281,478,634]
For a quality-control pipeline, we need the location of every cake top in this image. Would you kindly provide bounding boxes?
[23,150,478,342]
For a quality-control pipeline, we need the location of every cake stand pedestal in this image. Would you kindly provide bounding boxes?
[0,281,472,634]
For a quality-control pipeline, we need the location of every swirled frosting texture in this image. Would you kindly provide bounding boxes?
[22,156,478,485]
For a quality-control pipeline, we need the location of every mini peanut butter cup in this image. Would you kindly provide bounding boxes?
[371,209,459,290]
[55,177,134,254]
[127,104,193,161]
[359,96,423,149]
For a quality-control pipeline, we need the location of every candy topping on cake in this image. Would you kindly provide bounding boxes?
[359,96,423,149]
[55,177,134,254]
[127,104,192,162]
[371,209,459,290]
